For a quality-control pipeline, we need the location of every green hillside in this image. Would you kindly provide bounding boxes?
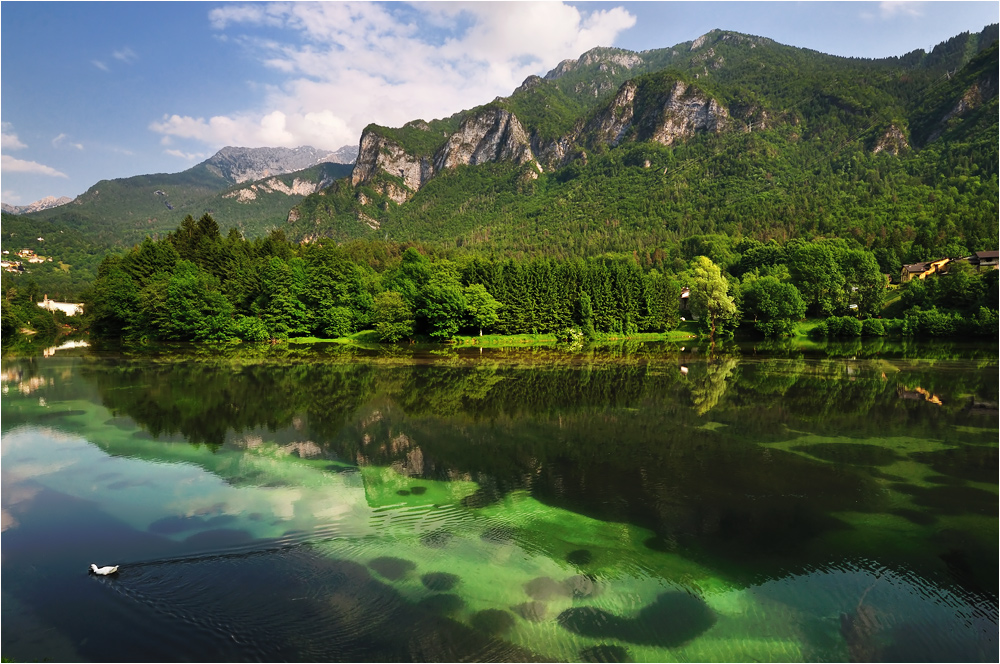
[26,161,353,248]
[288,28,998,270]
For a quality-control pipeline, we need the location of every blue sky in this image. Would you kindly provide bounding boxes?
[2,1,997,205]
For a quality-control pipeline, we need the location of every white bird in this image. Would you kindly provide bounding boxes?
[90,564,119,575]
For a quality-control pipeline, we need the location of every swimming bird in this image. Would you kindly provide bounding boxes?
[90,564,119,575]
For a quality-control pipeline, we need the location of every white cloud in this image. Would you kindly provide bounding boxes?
[1,124,27,151]
[113,47,138,63]
[92,60,110,72]
[1,154,68,177]
[52,134,84,150]
[878,2,924,19]
[153,2,636,151]
[164,149,210,161]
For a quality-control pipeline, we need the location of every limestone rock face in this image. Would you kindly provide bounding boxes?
[351,131,433,200]
[223,175,332,203]
[349,55,730,204]
[873,124,910,155]
[435,108,536,171]
[544,48,644,81]
[206,146,350,184]
[646,81,729,146]
[534,134,581,170]
[926,71,997,143]
[352,108,541,202]
[586,81,637,147]
[583,78,729,150]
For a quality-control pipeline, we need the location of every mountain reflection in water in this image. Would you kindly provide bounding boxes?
[1,341,996,662]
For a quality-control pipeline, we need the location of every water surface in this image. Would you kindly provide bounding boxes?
[2,340,996,662]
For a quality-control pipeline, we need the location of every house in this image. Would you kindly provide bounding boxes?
[971,250,999,271]
[37,295,83,316]
[900,257,950,283]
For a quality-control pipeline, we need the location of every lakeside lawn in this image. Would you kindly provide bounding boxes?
[287,320,703,348]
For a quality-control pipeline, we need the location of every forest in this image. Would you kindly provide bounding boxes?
[65,213,996,345]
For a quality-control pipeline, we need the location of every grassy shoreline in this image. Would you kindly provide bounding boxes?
[286,321,704,348]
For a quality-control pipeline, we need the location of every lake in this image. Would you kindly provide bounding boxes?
[1,338,997,662]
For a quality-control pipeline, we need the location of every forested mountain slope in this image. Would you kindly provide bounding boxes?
[289,26,998,269]
[23,148,354,248]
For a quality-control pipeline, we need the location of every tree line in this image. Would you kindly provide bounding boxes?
[83,214,683,343]
[74,214,997,346]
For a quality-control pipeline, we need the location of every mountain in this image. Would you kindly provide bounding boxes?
[23,146,355,247]
[203,145,356,184]
[1,195,73,215]
[286,26,997,264]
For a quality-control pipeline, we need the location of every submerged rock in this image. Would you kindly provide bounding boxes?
[471,609,516,636]
[558,591,715,647]
[512,601,548,622]
[368,557,416,580]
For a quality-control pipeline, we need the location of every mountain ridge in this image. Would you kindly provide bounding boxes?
[18,145,356,246]
[286,25,997,264]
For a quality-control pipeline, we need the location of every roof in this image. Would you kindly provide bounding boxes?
[975,250,999,260]
[903,262,929,273]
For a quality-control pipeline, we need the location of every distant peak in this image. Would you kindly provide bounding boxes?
[203,145,358,184]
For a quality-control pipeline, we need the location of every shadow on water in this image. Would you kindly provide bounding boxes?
[558,591,716,647]
[1,483,550,662]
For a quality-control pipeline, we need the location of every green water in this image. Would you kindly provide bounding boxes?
[1,339,996,662]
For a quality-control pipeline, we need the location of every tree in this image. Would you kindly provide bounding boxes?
[374,291,415,342]
[839,249,885,317]
[689,256,737,341]
[257,256,310,340]
[577,290,596,339]
[154,260,234,342]
[787,241,846,317]
[464,284,501,336]
[419,276,467,340]
[740,276,806,336]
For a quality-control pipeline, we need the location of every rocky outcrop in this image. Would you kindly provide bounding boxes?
[583,77,729,150]
[873,124,909,155]
[645,81,729,145]
[944,72,996,122]
[587,81,637,147]
[206,145,353,184]
[544,47,644,81]
[352,108,542,202]
[223,176,330,203]
[351,131,434,201]
[434,108,536,171]
[926,71,997,143]
[350,73,730,204]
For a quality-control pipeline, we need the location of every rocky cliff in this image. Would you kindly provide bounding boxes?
[350,131,435,203]
[223,171,340,203]
[350,72,730,202]
[435,108,537,171]
[206,145,355,184]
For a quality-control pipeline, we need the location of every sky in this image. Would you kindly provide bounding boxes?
[1,1,997,205]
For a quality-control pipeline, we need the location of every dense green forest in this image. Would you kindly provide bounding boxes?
[74,214,996,345]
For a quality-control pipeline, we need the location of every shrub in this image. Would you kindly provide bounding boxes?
[234,315,269,342]
[839,316,863,337]
[861,318,885,337]
[319,306,354,338]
